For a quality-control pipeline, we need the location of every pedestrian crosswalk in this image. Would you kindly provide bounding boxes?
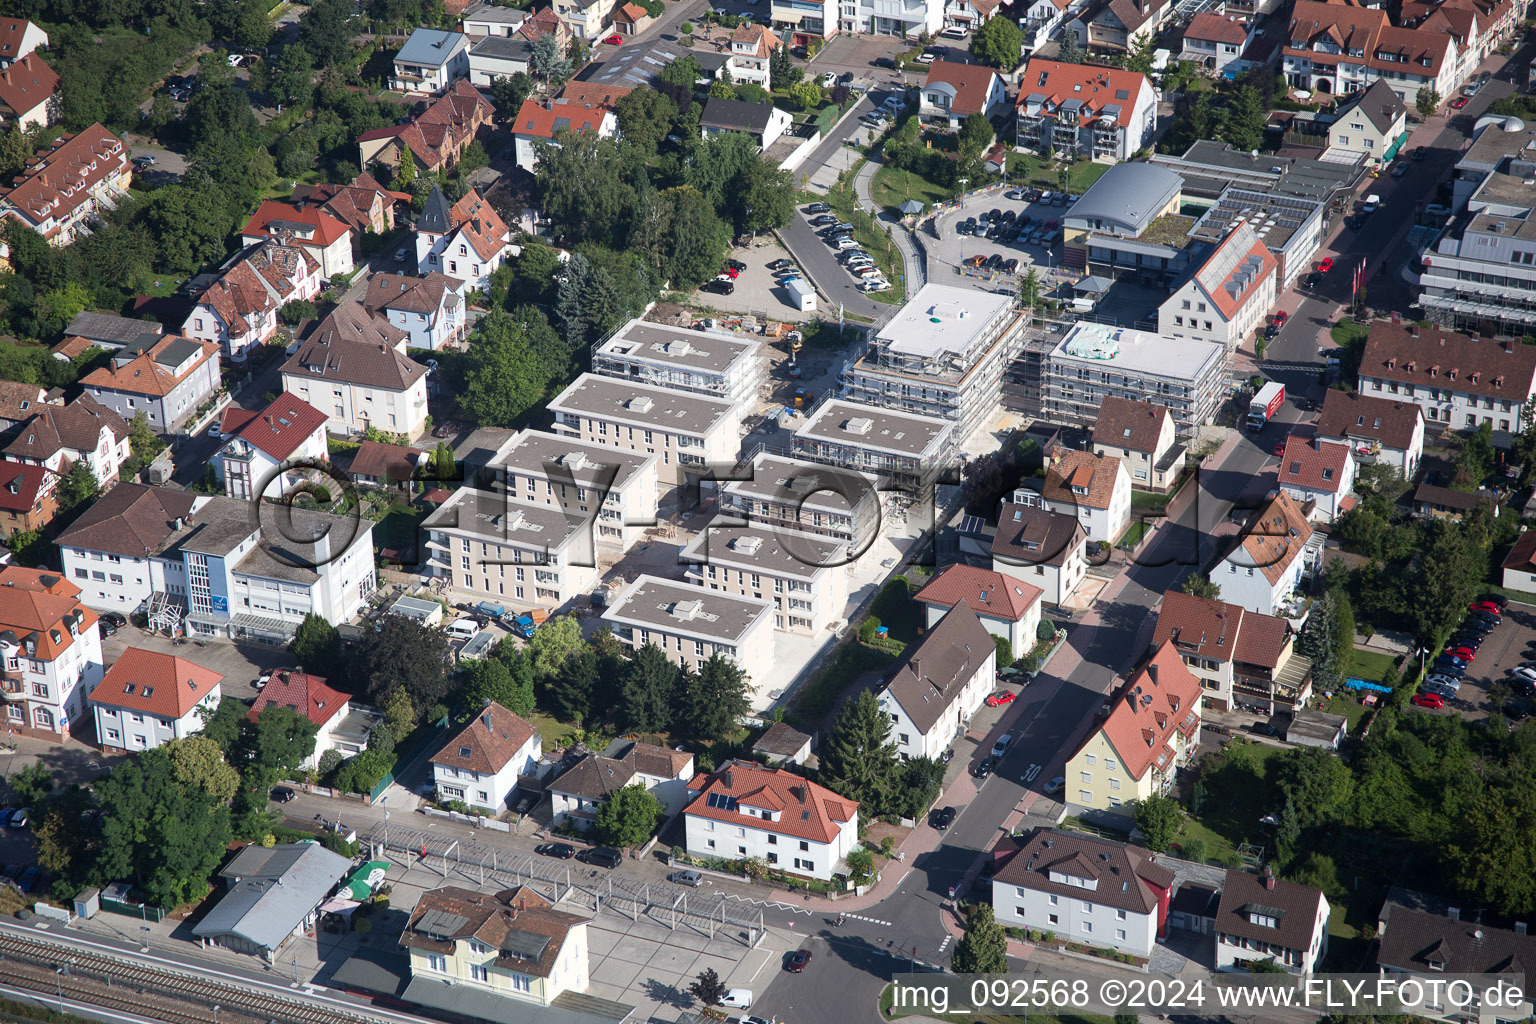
[938,935,952,955]
[843,912,891,926]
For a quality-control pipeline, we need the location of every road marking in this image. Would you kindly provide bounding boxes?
[938,935,952,954]
[721,894,812,915]
[844,913,892,926]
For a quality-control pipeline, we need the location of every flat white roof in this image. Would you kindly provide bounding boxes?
[795,400,953,459]
[875,283,1013,359]
[1051,322,1225,380]
[603,574,772,643]
[547,373,736,435]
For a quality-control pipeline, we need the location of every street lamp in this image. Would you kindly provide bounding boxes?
[213,1006,221,1024]
[140,901,151,952]
[956,177,969,209]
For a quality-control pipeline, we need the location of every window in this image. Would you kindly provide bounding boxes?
[427,954,446,972]
[1080,771,1092,783]
[1048,913,1059,924]
[1081,921,1093,934]
[1049,894,1058,906]
[1116,928,1127,941]
[1085,754,1097,766]
[470,964,490,983]
[510,975,531,993]
[799,841,810,851]
[1116,910,1127,921]
[1109,778,1120,790]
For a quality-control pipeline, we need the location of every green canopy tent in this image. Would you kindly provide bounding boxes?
[345,861,391,901]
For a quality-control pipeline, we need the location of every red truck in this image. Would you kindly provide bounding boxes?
[1247,381,1285,432]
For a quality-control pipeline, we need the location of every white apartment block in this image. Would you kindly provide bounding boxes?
[421,488,601,609]
[591,318,768,413]
[487,428,659,554]
[877,604,996,760]
[1043,322,1227,439]
[90,648,222,753]
[1358,319,1536,435]
[1160,221,1278,353]
[716,452,882,560]
[680,518,849,636]
[0,566,105,742]
[548,374,739,488]
[603,575,774,684]
[683,760,858,881]
[792,399,955,498]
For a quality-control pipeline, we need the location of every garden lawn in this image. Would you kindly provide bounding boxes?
[1324,692,1371,732]
[1117,520,1149,550]
[870,163,950,215]
[1330,320,1371,347]
[1003,155,1111,192]
[1347,646,1398,684]
[141,275,184,296]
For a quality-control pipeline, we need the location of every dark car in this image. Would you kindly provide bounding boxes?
[872,56,896,68]
[270,786,296,803]
[102,612,127,630]
[580,846,622,868]
[1431,662,1467,678]
[1503,702,1532,722]
[785,950,813,972]
[725,259,747,271]
[1246,722,1279,737]
[929,806,956,830]
[982,254,1001,270]
[974,758,993,779]
[702,280,734,295]
[767,258,794,271]
[536,842,577,859]
[804,202,831,214]
[1304,271,1323,290]
[1412,146,1427,161]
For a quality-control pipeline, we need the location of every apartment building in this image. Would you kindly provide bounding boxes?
[840,284,1024,447]
[602,575,774,683]
[414,187,511,293]
[991,503,1088,607]
[1314,390,1425,478]
[727,24,779,87]
[183,240,324,363]
[1044,322,1227,438]
[548,374,739,488]
[1037,449,1132,544]
[1090,395,1183,492]
[512,97,619,171]
[877,603,996,760]
[356,80,494,177]
[1276,436,1356,523]
[4,395,130,491]
[1215,867,1329,974]
[486,428,658,554]
[421,487,602,609]
[1327,79,1408,165]
[0,566,104,741]
[80,334,221,433]
[1214,490,1316,616]
[1152,589,1307,713]
[772,0,834,44]
[361,272,466,352]
[792,399,955,498]
[390,28,471,93]
[89,648,222,753]
[716,452,881,558]
[1159,221,1277,353]
[0,123,130,246]
[913,563,1042,655]
[280,303,431,439]
[213,392,329,502]
[1356,318,1536,434]
[1074,0,1172,52]
[1180,12,1258,76]
[430,701,542,814]
[839,0,945,38]
[681,518,849,635]
[1014,60,1158,162]
[1376,898,1536,1024]
[240,201,354,280]
[1282,1,1460,108]
[56,485,377,639]
[992,828,1173,958]
[683,760,858,881]
[1065,642,1201,813]
[552,0,613,38]
[592,318,768,412]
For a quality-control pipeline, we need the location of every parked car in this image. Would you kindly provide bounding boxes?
[720,989,754,1009]
[810,214,836,226]
[1503,701,1532,721]
[767,258,794,270]
[1509,666,1536,684]
[1479,594,1509,610]
[857,278,890,292]
[984,689,1016,707]
[785,950,812,972]
[8,807,28,829]
[668,870,703,887]
[536,842,577,859]
[1470,600,1503,614]
[579,847,622,868]
[929,806,956,830]
[17,866,37,891]
[1411,692,1446,709]
[915,51,936,64]
[702,279,734,295]
[991,734,1014,757]
[1045,776,1065,794]
[803,202,830,214]
[270,786,296,804]
[974,758,994,779]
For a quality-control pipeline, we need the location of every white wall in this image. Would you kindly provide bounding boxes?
[683,810,856,880]
[93,685,220,752]
[994,882,1158,957]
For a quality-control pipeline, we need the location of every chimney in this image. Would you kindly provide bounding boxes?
[511,904,520,921]
[1411,325,1419,339]
[481,712,493,729]
[314,527,331,566]
[1448,907,1461,921]
[1391,311,1401,323]
[1148,663,1158,686]
[1262,865,1276,890]
[1517,922,1529,935]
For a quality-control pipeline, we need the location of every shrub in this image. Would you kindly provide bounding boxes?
[318,749,344,776]
[859,616,883,642]
[1037,620,1056,641]
[1180,837,1208,863]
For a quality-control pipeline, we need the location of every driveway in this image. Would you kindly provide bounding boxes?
[121,136,189,184]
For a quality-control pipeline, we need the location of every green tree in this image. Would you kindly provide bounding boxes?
[1406,519,1484,642]
[675,654,751,741]
[1447,785,1536,916]
[892,756,947,820]
[1416,87,1441,118]
[1056,28,1085,64]
[197,697,249,756]
[291,613,342,680]
[462,305,572,426]
[1299,590,1347,691]
[462,657,534,717]
[56,459,100,514]
[689,968,728,1007]
[298,0,358,67]
[531,32,572,88]
[613,88,678,158]
[1133,794,1183,852]
[787,80,822,110]
[951,903,1008,973]
[1456,420,1495,488]
[521,615,587,680]
[847,846,874,880]
[819,690,899,814]
[621,644,679,732]
[336,748,397,795]
[1220,85,1265,151]
[362,615,451,709]
[432,442,455,479]
[1270,745,1355,829]
[395,145,416,190]
[6,527,47,566]
[382,686,416,740]
[1125,34,1158,75]
[279,299,316,326]
[490,72,534,114]
[273,42,315,109]
[164,736,241,801]
[595,783,664,849]
[652,185,731,285]
[1180,574,1221,599]
[7,761,53,806]
[660,53,704,89]
[958,113,994,162]
[1019,266,1042,307]
[769,44,793,87]
[0,123,34,182]
[244,704,321,784]
[547,646,599,723]
[970,15,1024,69]
[37,281,91,333]
[741,159,795,232]
[708,78,734,99]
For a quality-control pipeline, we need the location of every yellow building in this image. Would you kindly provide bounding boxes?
[1066,642,1202,813]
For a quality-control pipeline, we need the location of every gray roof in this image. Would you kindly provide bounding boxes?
[491,428,655,493]
[596,319,758,374]
[1066,162,1183,235]
[1336,80,1405,137]
[723,453,879,517]
[1378,903,1536,975]
[417,187,453,235]
[65,312,162,349]
[397,28,468,67]
[422,487,588,552]
[547,373,735,437]
[402,977,633,1024]
[754,721,811,756]
[881,603,995,734]
[166,496,371,585]
[681,517,843,580]
[1285,707,1346,744]
[700,97,773,134]
[193,842,351,952]
[795,400,952,459]
[470,34,533,61]
[603,574,772,644]
[992,502,1086,569]
[584,39,724,89]
[464,0,528,23]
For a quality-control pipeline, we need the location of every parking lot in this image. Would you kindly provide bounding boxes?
[686,238,824,320]
[926,187,1074,290]
[1413,599,1536,724]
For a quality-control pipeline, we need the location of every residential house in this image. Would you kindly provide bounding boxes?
[420,487,602,608]
[1015,0,1072,49]
[1276,435,1357,523]
[347,440,426,489]
[400,886,608,1015]
[193,843,352,960]
[515,7,573,49]
[1180,12,1258,76]
[414,187,511,292]
[1500,528,1536,591]
[991,502,1089,608]
[548,374,739,488]
[791,399,955,497]
[241,201,354,280]
[549,739,695,829]
[602,574,775,683]
[1215,867,1329,973]
[1151,589,1307,713]
[919,61,1007,132]
[0,565,104,741]
[0,19,47,67]
[913,563,1043,656]
[213,392,329,501]
[183,241,324,363]
[719,452,882,557]
[876,603,997,760]
[291,173,411,237]
[391,29,471,93]
[362,272,466,351]
[1036,448,1133,544]
[79,334,221,433]
[558,81,635,108]
[0,123,130,245]
[591,316,768,411]
[682,760,857,881]
[1328,80,1408,165]
[468,34,534,85]
[1283,2,1460,108]
[1214,490,1316,616]
[280,303,431,438]
[462,0,530,36]
[55,485,378,639]
[357,80,494,176]
[249,669,380,769]
[842,0,944,37]
[698,98,794,151]
[1015,60,1158,162]
[944,0,1006,33]
[0,378,47,430]
[485,428,658,554]
[1314,388,1425,478]
[1159,220,1278,353]
[1064,642,1202,813]
[680,518,849,636]
[727,24,780,86]
[1090,396,1183,492]
[430,700,542,814]
[753,722,812,765]
[1376,897,1536,1024]
[63,312,161,353]
[0,51,59,130]
[992,827,1174,958]
[1356,318,1536,434]
[552,0,615,39]
[4,395,130,490]
[89,648,222,753]
[1075,0,1173,52]
[0,460,54,533]
[613,2,654,33]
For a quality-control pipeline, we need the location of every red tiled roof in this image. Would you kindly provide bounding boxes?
[1153,590,1242,664]
[1360,321,1536,401]
[1186,11,1250,44]
[729,23,780,57]
[0,377,45,423]
[1017,59,1151,128]
[0,564,96,661]
[248,669,350,727]
[90,647,222,720]
[0,459,44,512]
[4,394,128,462]
[348,440,425,482]
[685,760,856,844]
[1279,435,1350,494]
[80,335,219,398]
[441,190,508,264]
[922,60,1000,117]
[0,123,127,240]
[913,563,1043,622]
[0,51,57,117]
[1228,490,1313,586]
[1091,643,1201,782]
[1093,395,1172,454]
[1193,223,1275,322]
[50,335,95,360]
[618,2,648,20]
[229,392,327,460]
[558,81,635,107]
[1041,449,1124,511]
[432,701,539,774]
[0,20,41,61]
[242,201,351,248]
[512,97,614,140]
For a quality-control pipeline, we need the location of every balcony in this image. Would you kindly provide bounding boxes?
[1,677,24,702]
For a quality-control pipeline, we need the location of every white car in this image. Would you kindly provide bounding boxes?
[720,989,754,1009]
[820,71,836,87]
[447,618,481,642]
[227,53,243,67]
[1509,666,1536,683]
[858,278,890,292]
[991,733,1014,758]
[915,51,937,63]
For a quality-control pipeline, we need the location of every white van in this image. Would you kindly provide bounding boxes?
[447,618,480,642]
[720,989,755,1009]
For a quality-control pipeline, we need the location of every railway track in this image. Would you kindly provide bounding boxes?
[0,930,382,1024]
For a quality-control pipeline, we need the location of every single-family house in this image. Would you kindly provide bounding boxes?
[414,187,511,292]
[193,843,352,960]
[1276,435,1356,523]
[213,392,329,501]
[919,60,1006,132]
[280,303,431,439]
[0,19,47,67]
[0,459,54,533]
[1214,867,1329,973]
[249,669,381,769]
[991,502,1088,607]
[241,201,354,280]
[430,701,542,815]
[877,603,997,760]
[549,738,695,829]
[1214,490,1316,616]
[4,395,130,491]
[392,29,472,93]
[1327,80,1408,165]
[1090,395,1183,492]
[357,81,495,177]
[1037,448,1132,544]
[727,24,780,86]
[1151,589,1306,713]
[698,97,794,152]
[291,173,411,237]
[183,240,324,363]
[89,648,222,753]
[79,333,221,433]
[0,378,48,430]
[1314,389,1424,478]
[683,760,857,881]
[1015,0,1072,48]
[0,51,59,130]
[1180,12,1257,76]
[347,440,427,489]
[362,272,467,351]
[913,563,1043,656]
[945,0,1006,32]
[0,565,104,741]
[1376,898,1536,1024]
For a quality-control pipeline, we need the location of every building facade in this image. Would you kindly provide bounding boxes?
[90,648,222,752]
[1355,319,1536,434]
[877,604,996,760]
[602,575,774,684]
[1090,395,1183,492]
[1044,322,1227,438]
[682,761,858,881]
[422,488,601,609]
[548,374,738,488]
[79,334,221,432]
[681,518,849,636]
[0,566,104,741]
[430,701,542,814]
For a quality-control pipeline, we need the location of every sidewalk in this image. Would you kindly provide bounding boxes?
[853,154,926,291]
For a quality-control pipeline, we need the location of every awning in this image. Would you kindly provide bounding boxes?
[227,613,299,641]
[345,861,391,900]
[1382,130,1409,162]
[320,897,361,916]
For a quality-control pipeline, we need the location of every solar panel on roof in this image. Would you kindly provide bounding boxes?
[958,514,986,534]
